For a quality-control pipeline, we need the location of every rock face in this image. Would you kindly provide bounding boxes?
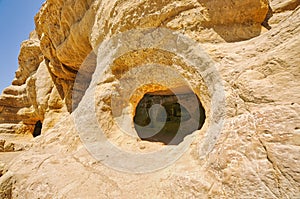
[0,0,300,198]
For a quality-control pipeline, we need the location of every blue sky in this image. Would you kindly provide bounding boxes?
[0,0,45,93]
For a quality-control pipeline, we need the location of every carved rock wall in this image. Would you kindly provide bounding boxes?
[0,0,299,198]
[0,0,271,136]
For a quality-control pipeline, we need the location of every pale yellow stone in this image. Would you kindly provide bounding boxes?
[0,0,299,198]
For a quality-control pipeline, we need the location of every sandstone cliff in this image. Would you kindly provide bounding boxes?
[0,0,299,198]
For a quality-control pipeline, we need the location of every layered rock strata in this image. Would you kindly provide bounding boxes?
[0,0,299,198]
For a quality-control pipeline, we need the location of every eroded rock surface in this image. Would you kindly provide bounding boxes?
[0,0,299,198]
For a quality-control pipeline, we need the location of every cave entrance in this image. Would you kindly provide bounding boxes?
[33,120,42,137]
[133,90,205,145]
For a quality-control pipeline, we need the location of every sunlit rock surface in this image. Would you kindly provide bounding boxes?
[0,0,299,198]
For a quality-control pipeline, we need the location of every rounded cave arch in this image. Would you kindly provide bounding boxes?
[73,28,225,173]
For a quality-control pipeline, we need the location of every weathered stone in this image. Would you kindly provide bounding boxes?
[0,141,4,152]
[0,171,13,199]
[0,0,299,198]
[0,36,43,136]
[271,0,300,13]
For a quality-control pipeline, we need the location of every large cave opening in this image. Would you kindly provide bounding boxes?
[133,90,205,145]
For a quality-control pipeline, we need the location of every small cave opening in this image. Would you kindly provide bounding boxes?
[33,120,42,137]
[133,90,206,145]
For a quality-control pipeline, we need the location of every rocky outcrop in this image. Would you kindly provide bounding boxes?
[0,35,42,136]
[0,0,271,138]
[31,0,270,112]
[0,0,299,198]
